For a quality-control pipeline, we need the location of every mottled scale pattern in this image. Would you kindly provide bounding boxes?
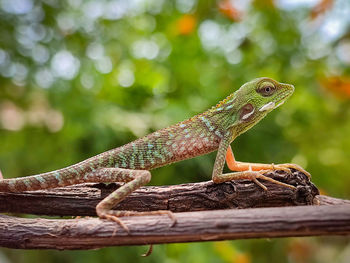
[111,117,222,170]
[0,91,237,192]
[113,93,238,171]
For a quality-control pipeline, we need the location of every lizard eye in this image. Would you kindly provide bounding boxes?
[257,82,276,97]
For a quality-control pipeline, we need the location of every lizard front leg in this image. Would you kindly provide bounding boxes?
[225,145,311,178]
[212,137,296,190]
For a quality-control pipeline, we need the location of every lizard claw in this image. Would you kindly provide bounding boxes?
[101,214,130,234]
[270,163,291,174]
[166,210,177,227]
[253,170,296,190]
[142,244,153,257]
[274,163,311,178]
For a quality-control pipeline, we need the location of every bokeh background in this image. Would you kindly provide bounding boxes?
[0,0,350,262]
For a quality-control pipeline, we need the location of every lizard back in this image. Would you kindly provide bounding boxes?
[99,113,224,170]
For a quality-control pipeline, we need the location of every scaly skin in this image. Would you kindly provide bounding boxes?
[0,77,310,232]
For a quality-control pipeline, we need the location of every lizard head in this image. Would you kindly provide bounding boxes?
[228,77,294,138]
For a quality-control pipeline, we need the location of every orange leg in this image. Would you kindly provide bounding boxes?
[225,145,310,178]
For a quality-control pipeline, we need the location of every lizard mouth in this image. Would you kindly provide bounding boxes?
[258,99,287,112]
[259,101,275,112]
[259,84,294,112]
[275,100,285,108]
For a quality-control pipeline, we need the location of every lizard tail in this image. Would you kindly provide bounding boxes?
[0,162,95,192]
[0,171,71,193]
[0,149,119,193]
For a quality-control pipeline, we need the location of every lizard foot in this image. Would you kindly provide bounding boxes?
[273,163,311,178]
[270,163,291,174]
[99,213,130,234]
[119,210,177,228]
[251,170,296,190]
[240,165,295,190]
[98,210,177,234]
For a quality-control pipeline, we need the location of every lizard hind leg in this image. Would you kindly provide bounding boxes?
[93,168,176,233]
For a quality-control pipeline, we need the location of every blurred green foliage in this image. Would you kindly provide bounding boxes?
[1,0,350,262]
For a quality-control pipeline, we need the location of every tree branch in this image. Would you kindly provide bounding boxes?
[0,169,349,250]
[0,169,317,215]
[0,204,349,249]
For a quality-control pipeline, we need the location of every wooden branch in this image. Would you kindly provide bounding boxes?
[1,169,349,250]
[0,204,349,249]
[314,195,350,206]
[0,169,318,215]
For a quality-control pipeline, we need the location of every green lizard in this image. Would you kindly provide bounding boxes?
[0,77,310,232]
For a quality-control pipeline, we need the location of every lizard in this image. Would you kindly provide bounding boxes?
[0,77,310,232]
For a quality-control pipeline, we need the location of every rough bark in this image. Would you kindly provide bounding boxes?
[0,169,349,250]
[0,204,349,250]
[0,169,318,215]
